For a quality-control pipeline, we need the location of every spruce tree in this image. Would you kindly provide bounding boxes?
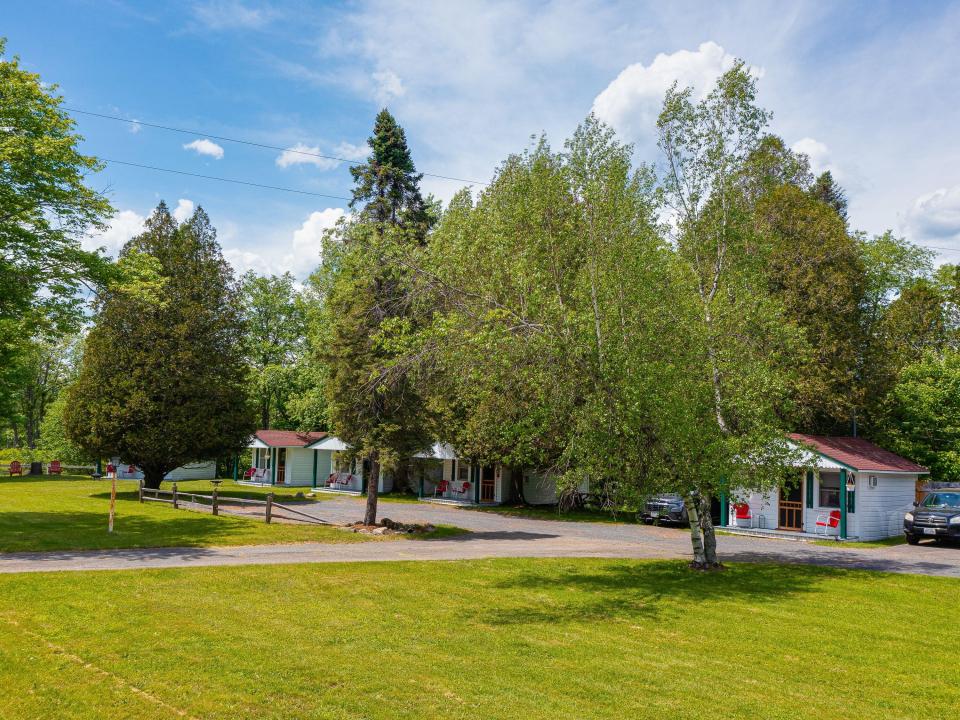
[64,202,255,488]
[322,109,433,524]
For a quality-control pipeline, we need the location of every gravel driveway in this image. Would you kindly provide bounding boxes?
[2,496,959,577]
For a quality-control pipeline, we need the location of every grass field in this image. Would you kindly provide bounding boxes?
[0,476,369,552]
[0,558,956,719]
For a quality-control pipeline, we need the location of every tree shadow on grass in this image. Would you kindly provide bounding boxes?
[479,561,838,626]
[0,510,261,555]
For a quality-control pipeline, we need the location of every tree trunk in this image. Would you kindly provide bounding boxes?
[684,494,707,567]
[142,467,166,490]
[699,495,721,568]
[363,452,379,525]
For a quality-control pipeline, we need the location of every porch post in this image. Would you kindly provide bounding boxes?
[312,450,318,489]
[473,465,480,504]
[719,476,728,527]
[232,455,238,481]
[839,468,848,539]
[418,475,424,499]
[271,448,277,485]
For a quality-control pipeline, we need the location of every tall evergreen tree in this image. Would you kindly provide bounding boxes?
[321,109,433,524]
[64,203,255,488]
[808,170,848,224]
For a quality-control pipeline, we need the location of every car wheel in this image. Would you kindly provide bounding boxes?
[906,533,921,545]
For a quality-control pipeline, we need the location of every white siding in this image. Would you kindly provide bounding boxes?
[523,470,558,504]
[283,448,315,486]
[853,473,916,540]
[730,488,779,529]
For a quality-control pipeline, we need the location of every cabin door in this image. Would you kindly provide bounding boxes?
[277,448,286,485]
[480,465,496,502]
[779,482,803,530]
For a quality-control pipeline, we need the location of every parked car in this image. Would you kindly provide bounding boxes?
[904,489,960,545]
[640,493,687,525]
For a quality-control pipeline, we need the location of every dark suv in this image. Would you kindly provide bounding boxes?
[904,489,960,545]
[640,493,688,525]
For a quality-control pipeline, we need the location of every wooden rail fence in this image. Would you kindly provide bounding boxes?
[138,481,329,525]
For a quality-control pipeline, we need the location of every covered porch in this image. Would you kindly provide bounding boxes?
[415,444,509,505]
[721,434,926,541]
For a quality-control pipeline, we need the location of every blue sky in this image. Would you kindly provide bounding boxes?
[6,0,960,277]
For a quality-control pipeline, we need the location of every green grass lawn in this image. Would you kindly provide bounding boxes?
[0,476,369,553]
[812,535,908,549]
[0,558,955,719]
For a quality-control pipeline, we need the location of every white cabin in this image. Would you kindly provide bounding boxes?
[728,434,928,541]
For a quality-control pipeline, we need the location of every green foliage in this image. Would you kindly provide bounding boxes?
[239,271,308,429]
[756,183,864,432]
[63,202,255,488]
[38,393,92,465]
[0,38,113,428]
[883,350,960,482]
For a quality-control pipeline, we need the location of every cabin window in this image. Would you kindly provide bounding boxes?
[457,463,470,482]
[819,473,841,508]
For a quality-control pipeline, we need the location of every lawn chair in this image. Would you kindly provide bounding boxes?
[243,467,255,480]
[127,464,137,475]
[815,510,841,536]
[48,460,62,475]
[434,479,449,497]
[734,503,753,528]
[8,460,23,477]
[456,481,472,500]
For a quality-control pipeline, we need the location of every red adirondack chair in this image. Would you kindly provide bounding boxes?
[457,481,472,498]
[734,503,753,528]
[48,460,62,475]
[434,479,449,497]
[815,510,841,536]
[243,467,256,480]
[8,460,23,477]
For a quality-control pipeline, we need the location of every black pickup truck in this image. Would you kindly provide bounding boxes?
[904,489,960,545]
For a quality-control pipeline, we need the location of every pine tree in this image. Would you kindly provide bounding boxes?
[64,202,255,488]
[808,171,848,223]
[322,109,433,524]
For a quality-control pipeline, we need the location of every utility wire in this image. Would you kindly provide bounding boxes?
[65,106,489,186]
[99,158,353,201]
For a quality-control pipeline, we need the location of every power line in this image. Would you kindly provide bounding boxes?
[99,158,352,201]
[65,106,489,186]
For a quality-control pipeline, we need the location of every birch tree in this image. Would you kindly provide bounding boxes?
[657,63,802,567]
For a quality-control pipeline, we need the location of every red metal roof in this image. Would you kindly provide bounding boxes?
[254,429,328,448]
[787,433,928,473]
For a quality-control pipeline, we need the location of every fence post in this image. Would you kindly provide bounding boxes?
[212,486,219,516]
[265,493,273,524]
[172,482,179,510]
[138,479,144,503]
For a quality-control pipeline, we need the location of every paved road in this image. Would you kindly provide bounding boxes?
[1,496,959,577]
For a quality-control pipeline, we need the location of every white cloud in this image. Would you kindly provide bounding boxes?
[288,208,346,269]
[791,137,842,180]
[84,209,145,255]
[173,198,195,223]
[222,208,347,278]
[592,41,761,142]
[904,186,960,244]
[129,119,142,134]
[183,138,225,159]
[333,140,369,161]
[192,0,275,30]
[372,69,405,103]
[275,142,340,170]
